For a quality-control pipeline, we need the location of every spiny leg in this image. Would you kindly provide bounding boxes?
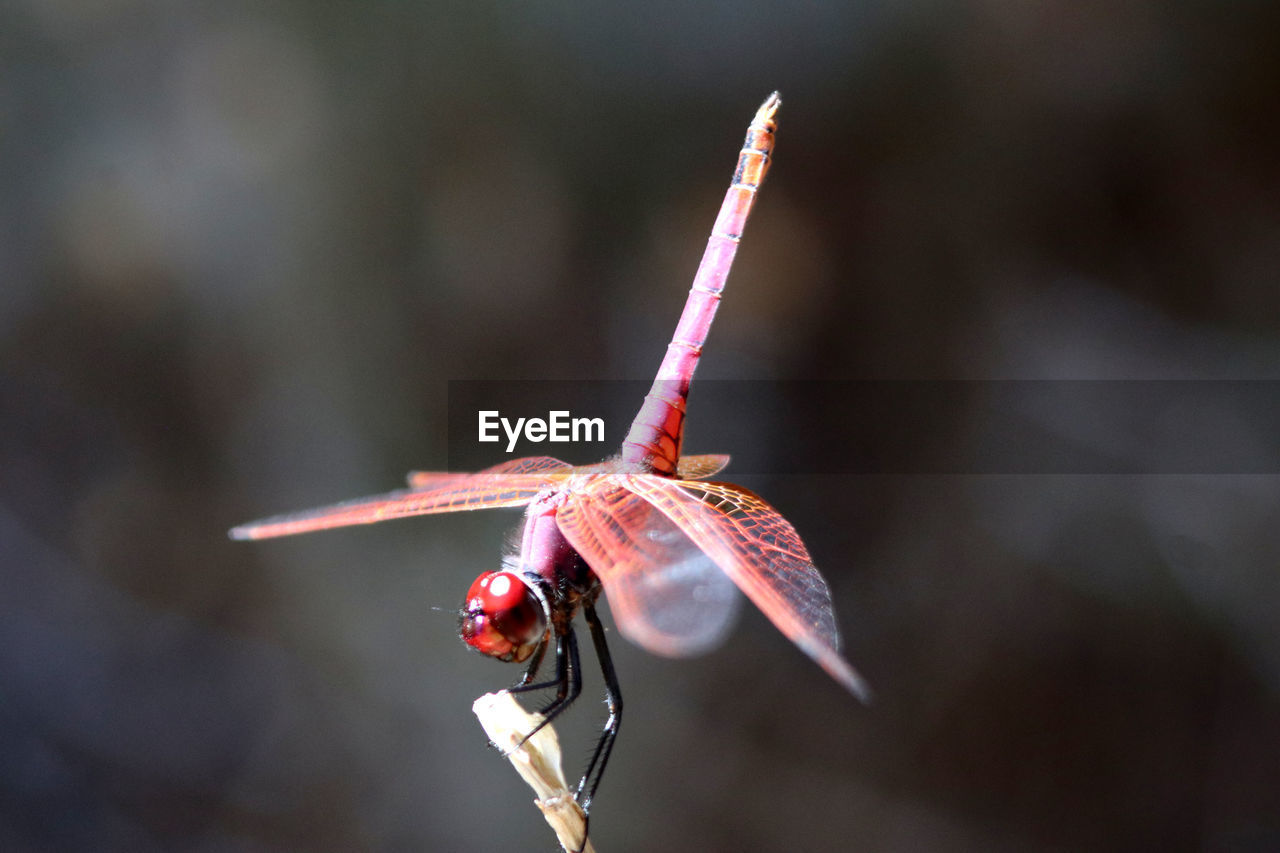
[508,628,567,696]
[576,600,623,813]
[507,628,583,746]
[540,627,583,724]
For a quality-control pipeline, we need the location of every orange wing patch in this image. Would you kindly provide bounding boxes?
[675,454,731,480]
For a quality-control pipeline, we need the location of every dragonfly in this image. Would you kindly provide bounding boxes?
[231,92,868,825]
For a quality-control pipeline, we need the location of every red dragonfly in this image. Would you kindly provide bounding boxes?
[232,92,868,819]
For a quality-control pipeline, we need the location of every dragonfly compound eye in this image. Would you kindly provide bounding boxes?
[459,570,547,663]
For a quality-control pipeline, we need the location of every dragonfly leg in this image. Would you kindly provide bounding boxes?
[507,628,583,747]
[575,599,623,814]
[536,627,582,724]
[512,630,551,688]
[508,628,567,696]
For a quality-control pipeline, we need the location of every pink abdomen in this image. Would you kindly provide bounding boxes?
[621,94,781,475]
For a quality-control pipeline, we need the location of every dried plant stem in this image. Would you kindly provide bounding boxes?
[472,691,597,853]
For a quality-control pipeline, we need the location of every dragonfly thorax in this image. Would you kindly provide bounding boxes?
[459,569,549,663]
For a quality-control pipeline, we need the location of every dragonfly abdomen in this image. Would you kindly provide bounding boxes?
[621,93,781,475]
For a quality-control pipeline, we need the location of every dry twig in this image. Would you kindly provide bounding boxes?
[472,691,597,853]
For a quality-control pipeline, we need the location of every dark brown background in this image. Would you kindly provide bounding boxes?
[3,2,1278,851]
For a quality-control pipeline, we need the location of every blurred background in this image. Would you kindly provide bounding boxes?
[3,1,1279,850]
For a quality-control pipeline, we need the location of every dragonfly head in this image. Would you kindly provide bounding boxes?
[459,569,548,663]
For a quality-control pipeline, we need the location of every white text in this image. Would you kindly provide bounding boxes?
[478,410,605,452]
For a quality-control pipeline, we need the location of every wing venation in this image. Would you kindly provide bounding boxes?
[620,475,870,700]
[556,484,740,657]
[406,456,573,487]
[230,457,572,540]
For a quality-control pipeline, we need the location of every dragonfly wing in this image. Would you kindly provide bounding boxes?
[622,476,870,700]
[406,455,573,488]
[230,469,567,541]
[555,485,741,658]
[676,454,731,480]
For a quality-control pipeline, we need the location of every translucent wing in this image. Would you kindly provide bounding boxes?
[556,484,741,658]
[675,454,731,480]
[621,476,870,700]
[229,457,571,541]
[406,456,572,488]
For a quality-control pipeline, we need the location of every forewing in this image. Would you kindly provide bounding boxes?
[676,454,731,480]
[230,458,570,541]
[622,476,870,700]
[555,484,740,658]
[406,456,573,488]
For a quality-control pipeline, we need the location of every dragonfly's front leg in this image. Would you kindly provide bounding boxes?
[514,629,551,688]
[506,626,583,746]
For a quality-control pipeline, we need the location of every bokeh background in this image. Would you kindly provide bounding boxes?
[4,1,1279,851]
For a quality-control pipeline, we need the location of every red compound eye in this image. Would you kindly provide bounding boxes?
[469,570,529,614]
[460,571,546,663]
